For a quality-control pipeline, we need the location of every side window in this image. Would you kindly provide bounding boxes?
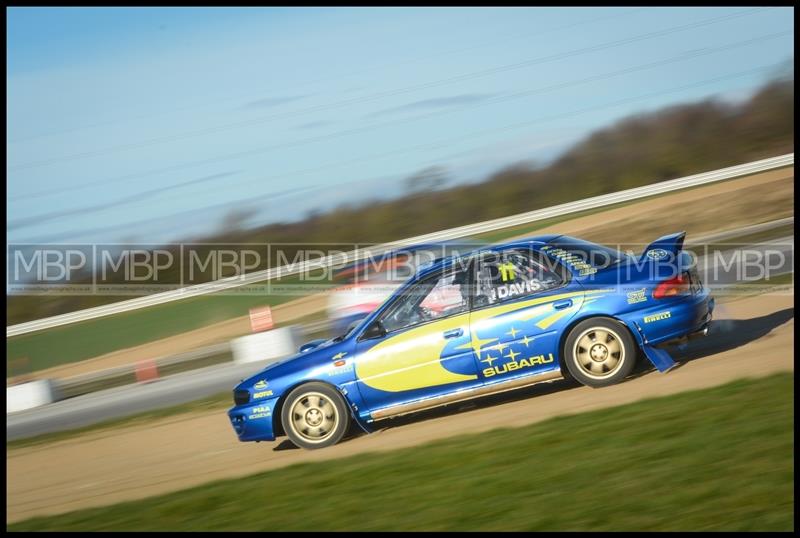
[379,268,470,333]
[474,249,563,307]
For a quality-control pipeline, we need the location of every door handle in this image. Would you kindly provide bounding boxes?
[553,299,573,310]
[443,328,464,339]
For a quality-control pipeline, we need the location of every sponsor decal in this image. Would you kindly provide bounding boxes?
[627,288,647,304]
[327,361,354,376]
[248,405,271,420]
[543,248,597,276]
[332,352,347,360]
[253,390,274,399]
[254,379,269,389]
[486,340,507,354]
[483,352,555,378]
[646,249,669,260]
[480,354,499,367]
[498,261,517,282]
[644,311,671,323]
[490,279,544,301]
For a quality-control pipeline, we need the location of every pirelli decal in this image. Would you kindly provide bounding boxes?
[644,311,671,323]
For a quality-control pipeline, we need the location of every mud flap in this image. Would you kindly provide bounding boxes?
[641,344,677,373]
[626,319,677,373]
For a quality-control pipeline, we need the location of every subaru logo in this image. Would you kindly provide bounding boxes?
[646,249,669,260]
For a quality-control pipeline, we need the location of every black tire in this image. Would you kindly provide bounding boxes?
[281,382,350,450]
[563,317,637,388]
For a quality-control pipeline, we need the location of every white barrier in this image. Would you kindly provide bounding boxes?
[231,326,302,365]
[7,153,794,338]
[7,380,57,414]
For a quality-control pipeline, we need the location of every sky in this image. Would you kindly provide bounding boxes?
[6,6,795,245]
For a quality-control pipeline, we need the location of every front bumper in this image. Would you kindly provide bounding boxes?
[228,397,279,442]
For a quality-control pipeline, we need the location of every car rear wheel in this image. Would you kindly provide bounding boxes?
[282,382,350,449]
[563,318,637,388]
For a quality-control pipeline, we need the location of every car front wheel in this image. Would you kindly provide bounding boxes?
[282,382,350,449]
[563,318,637,388]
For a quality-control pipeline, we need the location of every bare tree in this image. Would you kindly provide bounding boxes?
[405,166,450,195]
[219,206,260,233]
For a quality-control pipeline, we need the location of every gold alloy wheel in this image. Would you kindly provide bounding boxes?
[573,327,625,380]
[288,391,339,444]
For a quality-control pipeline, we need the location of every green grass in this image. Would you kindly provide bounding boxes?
[10,374,794,531]
[7,391,233,450]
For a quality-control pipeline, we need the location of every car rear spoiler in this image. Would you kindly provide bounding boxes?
[639,231,687,263]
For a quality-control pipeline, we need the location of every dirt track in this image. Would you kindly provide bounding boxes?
[32,166,794,381]
[7,292,794,524]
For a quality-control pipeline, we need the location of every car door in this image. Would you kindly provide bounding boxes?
[353,261,483,415]
[469,247,584,385]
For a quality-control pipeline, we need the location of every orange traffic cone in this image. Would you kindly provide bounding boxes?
[249,306,274,333]
[135,359,159,383]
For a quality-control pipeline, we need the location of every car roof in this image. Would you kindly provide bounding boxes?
[414,234,564,279]
[333,238,487,278]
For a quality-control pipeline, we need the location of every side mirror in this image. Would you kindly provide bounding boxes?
[299,338,327,353]
[361,320,387,340]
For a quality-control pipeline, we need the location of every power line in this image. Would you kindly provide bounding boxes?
[8,7,766,171]
[7,8,645,145]
[11,28,785,210]
[182,31,787,194]
[159,58,787,203]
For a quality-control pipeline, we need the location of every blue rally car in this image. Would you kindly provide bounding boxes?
[229,232,714,449]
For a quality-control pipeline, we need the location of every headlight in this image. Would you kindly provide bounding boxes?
[233,389,250,405]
